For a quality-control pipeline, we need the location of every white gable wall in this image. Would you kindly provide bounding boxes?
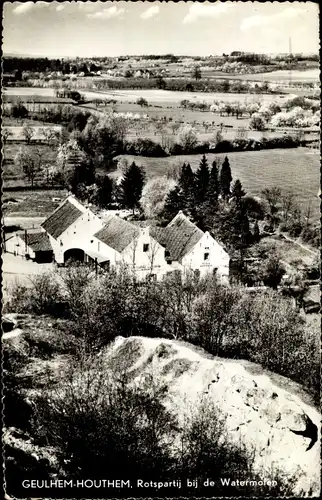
[5,234,36,259]
[121,227,172,280]
[89,236,122,266]
[49,209,105,264]
[182,232,229,283]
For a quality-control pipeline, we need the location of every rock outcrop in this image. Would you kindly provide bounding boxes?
[102,336,320,496]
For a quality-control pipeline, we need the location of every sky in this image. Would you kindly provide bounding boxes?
[2,1,320,58]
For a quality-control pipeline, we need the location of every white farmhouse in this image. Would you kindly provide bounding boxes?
[40,196,230,282]
[5,231,53,263]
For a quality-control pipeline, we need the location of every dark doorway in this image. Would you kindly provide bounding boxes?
[64,248,85,264]
[35,251,54,264]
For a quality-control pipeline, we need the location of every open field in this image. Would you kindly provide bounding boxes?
[4,86,290,105]
[114,148,320,221]
[3,190,67,217]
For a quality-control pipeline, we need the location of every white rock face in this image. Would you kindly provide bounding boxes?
[103,336,320,497]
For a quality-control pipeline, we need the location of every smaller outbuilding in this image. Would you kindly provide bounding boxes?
[5,231,53,263]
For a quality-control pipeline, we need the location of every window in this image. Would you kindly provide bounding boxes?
[60,240,63,246]
[165,249,170,258]
[143,243,149,252]
[204,252,209,261]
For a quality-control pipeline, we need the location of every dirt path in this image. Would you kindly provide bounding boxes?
[280,232,318,257]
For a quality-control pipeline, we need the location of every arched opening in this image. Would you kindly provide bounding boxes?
[64,248,85,264]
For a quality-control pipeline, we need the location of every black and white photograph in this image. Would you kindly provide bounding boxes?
[2,1,320,498]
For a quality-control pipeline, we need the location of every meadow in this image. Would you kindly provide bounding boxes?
[3,142,58,188]
[114,148,320,221]
[3,189,67,217]
[4,86,289,106]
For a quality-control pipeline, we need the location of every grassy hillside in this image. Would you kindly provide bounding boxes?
[114,148,320,220]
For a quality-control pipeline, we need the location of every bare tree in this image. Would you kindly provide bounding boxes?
[147,238,160,278]
[2,128,12,145]
[261,187,282,228]
[280,191,297,222]
[15,146,43,188]
[22,125,34,144]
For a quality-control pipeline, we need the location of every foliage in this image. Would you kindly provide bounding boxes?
[7,267,319,400]
[15,146,43,188]
[136,97,148,107]
[22,125,34,144]
[249,113,266,131]
[219,156,232,198]
[94,174,114,208]
[177,124,199,152]
[140,176,176,219]
[195,154,210,204]
[160,185,183,225]
[192,65,202,81]
[2,127,13,144]
[124,138,168,157]
[56,138,94,193]
[120,161,146,212]
[259,254,286,289]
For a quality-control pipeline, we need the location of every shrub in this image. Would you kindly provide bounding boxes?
[249,113,266,131]
[28,272,64,316]
[177,124,199,152]
[136,97,148,107]
[32,361,176,480]
[140,176,176,219]
[124,138,168,157]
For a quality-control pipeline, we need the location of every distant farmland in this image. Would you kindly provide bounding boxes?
[115,148,320,221]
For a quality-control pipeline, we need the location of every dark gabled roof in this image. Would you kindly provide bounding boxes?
[41,199,84,239]
[151,212,203,262]
[94,216,140,253]
[19,232,53,252]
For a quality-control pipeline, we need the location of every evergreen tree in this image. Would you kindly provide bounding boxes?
[253,220,260,243]
[212,202,251,252]
[178,162,195,209]
[120,162,146,213]
[95,174,114,208]
[220,156,232,199]
[195,154,210,204]
[207,160,220,203]
[231,179,246,204]
[160,186,183,225]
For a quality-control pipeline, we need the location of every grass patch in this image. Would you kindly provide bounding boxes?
[3,189,67,216]
[114,147,320,221]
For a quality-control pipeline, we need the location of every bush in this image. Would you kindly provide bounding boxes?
[124,138,168,157]
[28,272,64,316]
[249,113,266,131]
[136,97,148,107]
[28,358,300,495]
[32,362,176,480]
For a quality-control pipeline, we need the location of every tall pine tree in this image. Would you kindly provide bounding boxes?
[95,174,114,208]
[160,186,183,225]
[207,160,220,203]
[120,162,146,213]
[178,162,195,209]
[220,156,232,199]
[231,179,246,204]
[195,154,210,204]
